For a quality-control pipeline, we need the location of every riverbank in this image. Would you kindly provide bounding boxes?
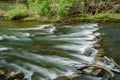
[0,10,120,24]
[0,0,120,24]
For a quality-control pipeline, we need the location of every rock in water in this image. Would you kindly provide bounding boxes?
[0,68,7,80]
[0,74,6,80]
[7,72,24,80]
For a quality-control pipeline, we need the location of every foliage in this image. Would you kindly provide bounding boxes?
[55,0,74,19]
[28,0,74,19]
[29,0,51,17]
[55,0,67,19]
[2,0,120,21]
[5,4,28,20]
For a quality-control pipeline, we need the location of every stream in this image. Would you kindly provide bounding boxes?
[0,19,120,80]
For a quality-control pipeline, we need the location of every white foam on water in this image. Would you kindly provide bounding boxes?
[15,32,31,37]
[61,30,93,37]
[10,24,56,35]
[80,23,98,29]
[46,26,56,33]
[56,44,93,53]
[0,36,4,40]
[9,63,33,80]
[10,24,55,31]
[10,24,51,30]
[0,47,11,51]
[1,35,20,40]
[0,34,32,41]
[94,32,101,36]
[67,40,96,45]
[19,62,59,80]
[47,56,82,65]
[71,54,96,64]
[52,36,95,42]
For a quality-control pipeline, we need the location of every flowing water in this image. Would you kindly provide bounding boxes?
[0,19,120,80]
[99,23,120,64]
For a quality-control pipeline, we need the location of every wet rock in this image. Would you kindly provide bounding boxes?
[0,67,6,75]
[0,69,25,80]
[7,72,24,80]
[84,48,95,57]
[0,68,6,80]
[0,74,6,80]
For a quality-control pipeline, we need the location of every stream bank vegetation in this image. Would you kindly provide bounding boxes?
[0,0,120,23]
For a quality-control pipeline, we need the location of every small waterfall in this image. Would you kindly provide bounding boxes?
[0,23,102,80]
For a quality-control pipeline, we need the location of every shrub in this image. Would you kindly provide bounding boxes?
[56,0,74,19]
[28,0,74,19]
[30,0,51,17]
[5,4,28,20]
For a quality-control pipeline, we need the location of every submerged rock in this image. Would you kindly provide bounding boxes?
[0,68,6,75]
[54,76,70,80]
[0,74,6,80]
[0,68,6,80]
[7,72,24,80]
[0,67,25,80]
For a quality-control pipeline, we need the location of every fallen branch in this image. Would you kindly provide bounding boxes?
[76,64,114,79]
[104,56,120,68]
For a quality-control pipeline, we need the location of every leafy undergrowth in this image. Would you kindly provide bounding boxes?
[5,4,28,20]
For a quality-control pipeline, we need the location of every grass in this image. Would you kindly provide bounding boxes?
[110,13,120,20]
[92,13,111,20]
[89,13,120,21]
[21,17,36,21]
